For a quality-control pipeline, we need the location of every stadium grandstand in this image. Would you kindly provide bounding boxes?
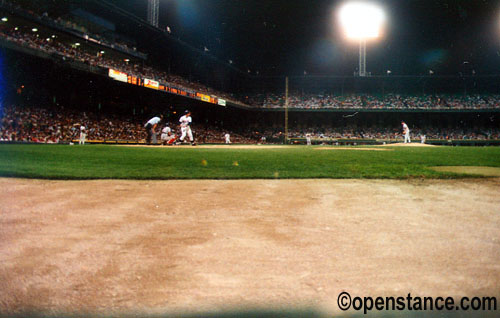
[0,0,499,147]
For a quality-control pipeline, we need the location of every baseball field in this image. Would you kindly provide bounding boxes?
[1,143,499,316]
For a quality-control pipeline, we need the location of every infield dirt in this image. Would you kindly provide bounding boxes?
[1,177,499,315]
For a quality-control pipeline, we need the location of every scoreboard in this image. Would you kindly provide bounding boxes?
[108,68,226,106]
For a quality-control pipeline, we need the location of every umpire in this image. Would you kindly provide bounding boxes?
[144,115,163,144]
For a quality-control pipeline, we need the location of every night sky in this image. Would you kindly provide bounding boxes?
[109,0,500,77]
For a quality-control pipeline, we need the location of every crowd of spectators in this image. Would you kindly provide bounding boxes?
[285,126,500,141]
[0,22,244,105]
[0,27,103,65]
[0,104,146,143]
[1,0,144,58]
[1,104,498,144]
[0,104,258,144]
[247,93,500,110]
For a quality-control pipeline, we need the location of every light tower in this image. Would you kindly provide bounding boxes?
[339,2,385,76]
[148,0,159,27]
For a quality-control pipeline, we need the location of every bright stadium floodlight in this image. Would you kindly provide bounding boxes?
[338,2,385,76]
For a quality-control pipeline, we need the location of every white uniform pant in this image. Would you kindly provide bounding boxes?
[306,137,311,146]
[404,131,411,143]
[180,126,193,141]
[79,133,86,145]
[225,137,231,144]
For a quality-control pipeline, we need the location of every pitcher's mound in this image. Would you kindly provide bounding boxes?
[430,166,500,177]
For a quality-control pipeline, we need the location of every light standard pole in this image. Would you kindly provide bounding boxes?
[147,0,159,27]
[359,39,367,76]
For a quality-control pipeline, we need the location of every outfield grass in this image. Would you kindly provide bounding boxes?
[0,144,499,179]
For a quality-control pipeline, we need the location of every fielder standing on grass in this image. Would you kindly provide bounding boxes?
[79,124,86,145]
[421,134,426,144]
[306,133,312,146]
[144,115,163,145]
[178,110,195,145]
[401,121,411,143]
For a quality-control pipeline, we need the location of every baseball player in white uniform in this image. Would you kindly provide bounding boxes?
[224,133,231,144]
[179,110,194,145]
[79,125,86,145]
[420,134,426,144]
[401,121,411,143]
[305,133,312,146]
